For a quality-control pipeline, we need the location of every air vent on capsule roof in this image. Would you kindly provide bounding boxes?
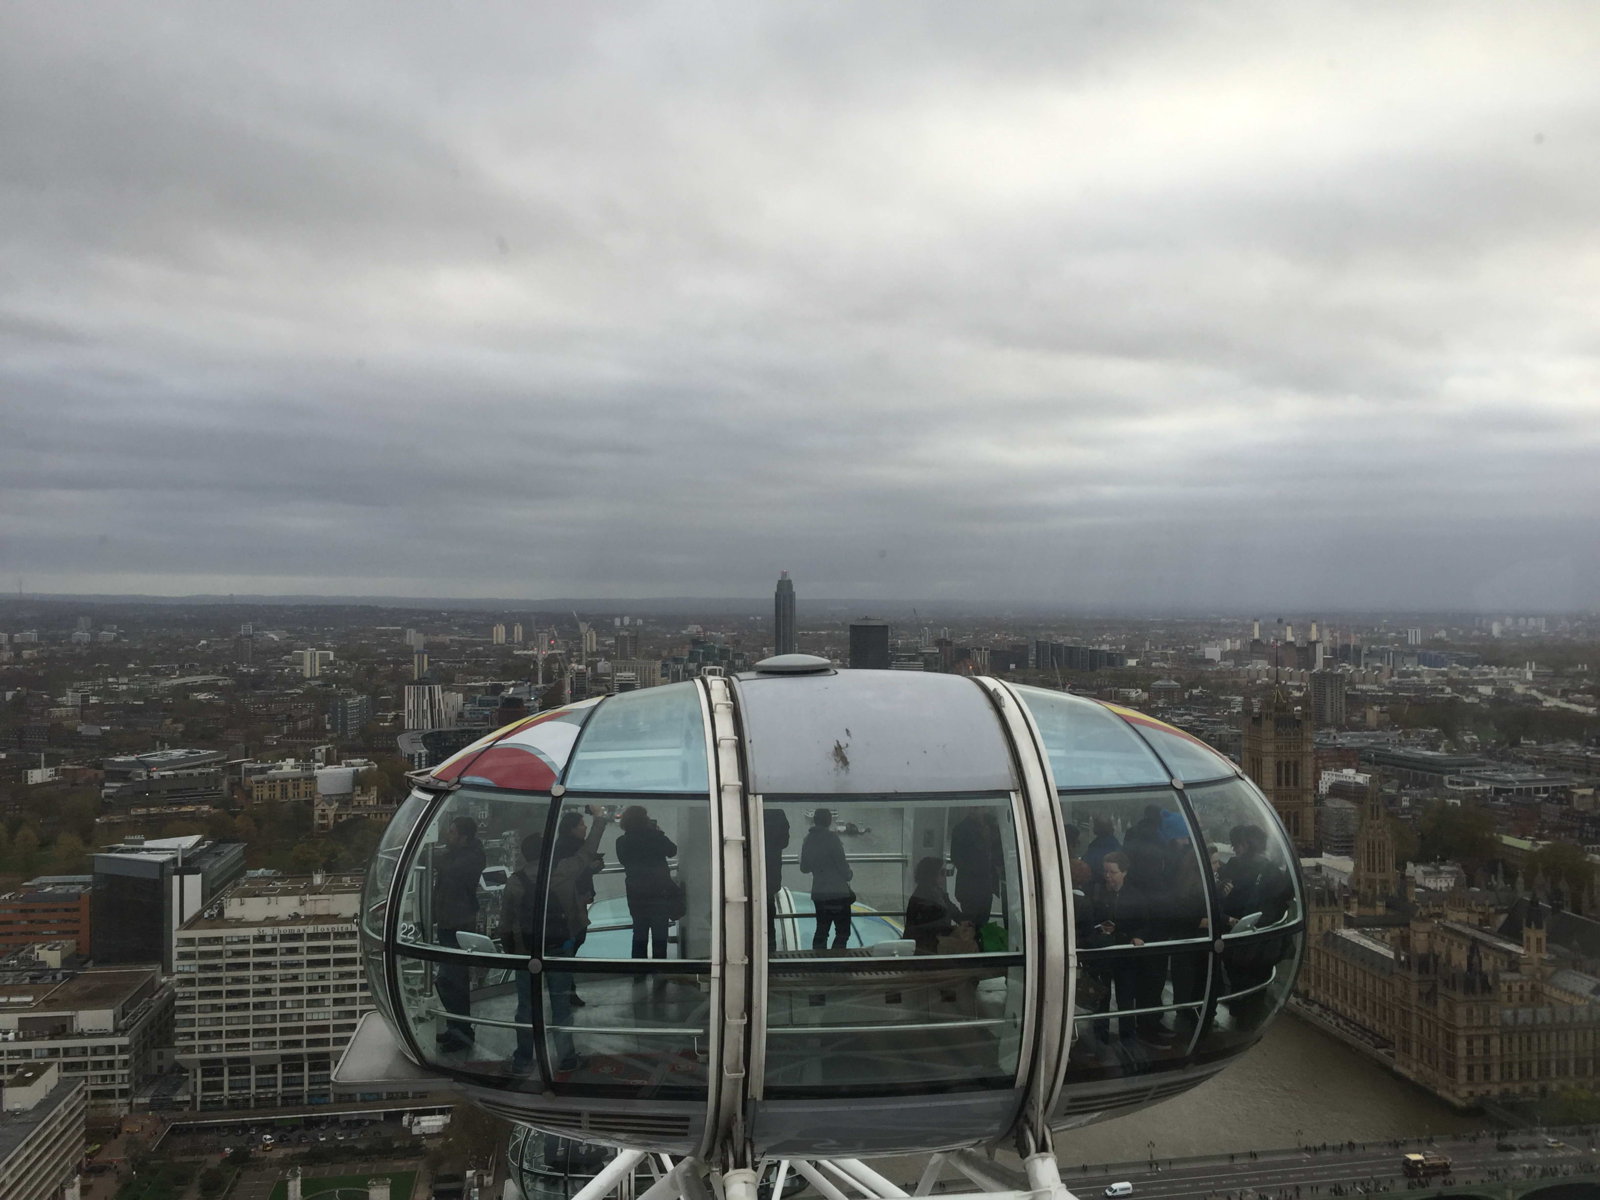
[751,653,833,675]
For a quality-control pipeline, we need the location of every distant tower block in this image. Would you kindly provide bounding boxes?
[773,571,797,656]
[367,1179,391,1200]
[848,617,890,669]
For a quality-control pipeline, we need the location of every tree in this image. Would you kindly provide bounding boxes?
[205,810,239,842]
[198,1166,228,1197]
[289,839,332,875]
[48,831,87,875]
[10,826,40,878]
[1530,841,1596,915]
[1389,818,1420,870]
[58,791,101,842]
[1416,801,1499,885]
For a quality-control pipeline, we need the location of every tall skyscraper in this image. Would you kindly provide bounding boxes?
[774,571,797,656]
[848,618,891,670]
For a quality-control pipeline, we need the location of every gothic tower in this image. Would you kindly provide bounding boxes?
[1351,776,1397,912]
[1242,689,1317,854]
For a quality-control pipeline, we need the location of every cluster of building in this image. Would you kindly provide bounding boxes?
[1300,782,1600,1111]
[0,840,423,1117]
[0,846,405,1199]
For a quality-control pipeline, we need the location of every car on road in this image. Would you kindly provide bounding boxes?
[1104,1184,1133,1198]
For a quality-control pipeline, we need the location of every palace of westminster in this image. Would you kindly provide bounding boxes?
[1242,689,1600,1111]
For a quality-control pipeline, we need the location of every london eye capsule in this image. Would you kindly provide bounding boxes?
[348,657,1302,1168]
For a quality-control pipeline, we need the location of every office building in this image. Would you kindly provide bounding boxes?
[1310,669,1347,728]
[773,572,796,656]
[0,955,172,1109]
[614,630,640,660]
[0,1063,87,1200]
[1242,689,1317,853]
[848,619,891,670]
[101,749,227,808]
[241,760,317,805]
[0,880,92,951]
[172,874,368,1110]
[404,684,462,732]
[91,837,247,973]
[327,694,374,739]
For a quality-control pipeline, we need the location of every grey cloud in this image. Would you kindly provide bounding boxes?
[1,3,1597,605]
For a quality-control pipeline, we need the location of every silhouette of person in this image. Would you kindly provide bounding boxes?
[951,808,1002,929]
[432,816,486,1052]
[498,832,545,1073]
[799,808,853,951]
[615,805,679,959]
[904,856,968,954]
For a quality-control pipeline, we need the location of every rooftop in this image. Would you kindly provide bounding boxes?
[227,873,363,900]
[0,968,156,1012]
[0,1076,83,1163]
[1438,919,1526,957]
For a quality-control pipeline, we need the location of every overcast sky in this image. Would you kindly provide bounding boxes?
[3,4,1597,612]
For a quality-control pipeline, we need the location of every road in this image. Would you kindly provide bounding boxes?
[1055,1130,1600,1200]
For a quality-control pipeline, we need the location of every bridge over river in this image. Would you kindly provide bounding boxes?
[1035,1128,1600,1200]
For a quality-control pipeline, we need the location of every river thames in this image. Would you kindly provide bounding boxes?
[1055,1013,1492,1165]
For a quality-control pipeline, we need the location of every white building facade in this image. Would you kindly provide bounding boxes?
[172,875,368,1110]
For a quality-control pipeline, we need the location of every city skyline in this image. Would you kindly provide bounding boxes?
[3,6,1598,610]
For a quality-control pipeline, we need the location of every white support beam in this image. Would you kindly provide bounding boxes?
[830,1158,910,1199]
[913,1154,948,1198]
[789,1159,858,1200]
[568,1150,649,1200]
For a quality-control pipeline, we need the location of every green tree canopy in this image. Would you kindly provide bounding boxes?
[1530,841,1596,914]
[10,826,40,877]
[1416,800,1499,884]
[48,831,87,874]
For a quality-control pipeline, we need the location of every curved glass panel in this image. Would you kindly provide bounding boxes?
[1063,945,1212,1088]
[508,1125,619,1200]
[760,795,1026,1096]
[563,684,709,793]
[1061,790,1210,949]
[1186,779,1300,937]
[1010,686,1170,790]
[737,672,1017,795]
[387,784,716,1095]
[385,787,555,1086]
[362,789,434,939]
[540,796,714,1085]
[1195,930,1302,1065]
[1109,708,1238,784]
[360,789,434,1027]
